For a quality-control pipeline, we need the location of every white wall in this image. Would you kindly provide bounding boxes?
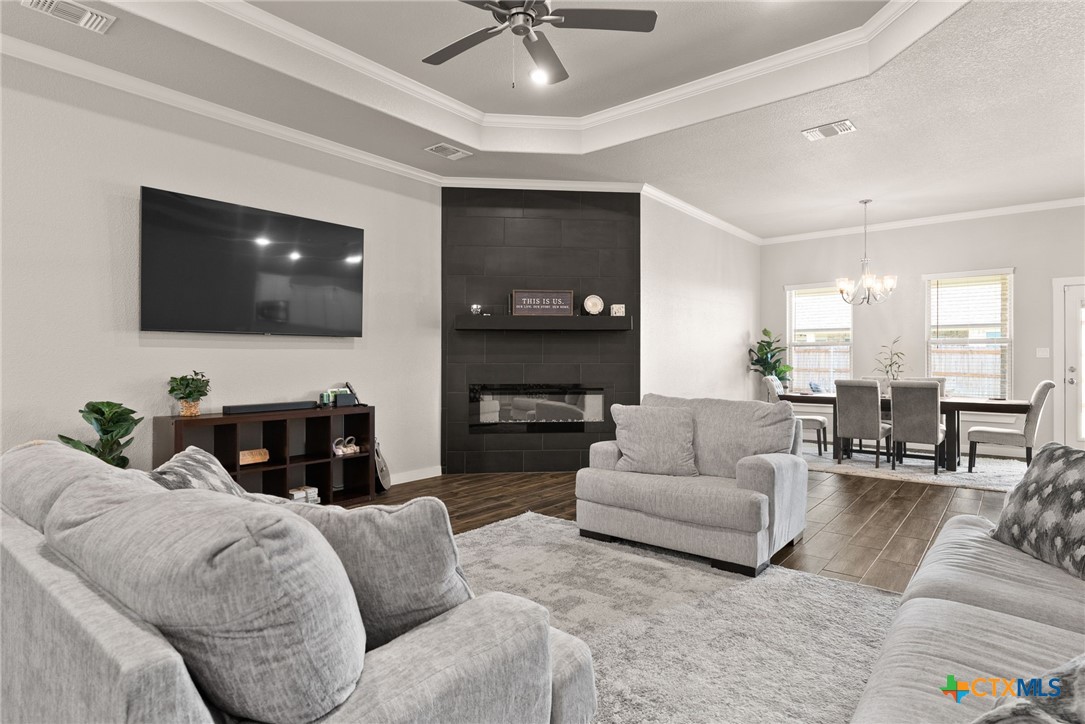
[1,60,443,481]
[759,206,1085,450]
[640,195,761,400]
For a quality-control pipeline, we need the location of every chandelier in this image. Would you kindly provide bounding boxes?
[835,199,897,305]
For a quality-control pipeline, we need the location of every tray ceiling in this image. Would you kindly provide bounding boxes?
[250,0,887,117]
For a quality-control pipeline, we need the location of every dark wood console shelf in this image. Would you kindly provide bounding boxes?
[453,314,632,331]
[152,406,376,506]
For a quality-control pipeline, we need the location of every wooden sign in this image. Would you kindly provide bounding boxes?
[511,290,575,316]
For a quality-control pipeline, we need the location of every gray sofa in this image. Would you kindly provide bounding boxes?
[576,394,807,576]
[851,514,1085,722]
[1,442,596,724]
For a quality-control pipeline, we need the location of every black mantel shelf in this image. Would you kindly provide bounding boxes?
[453,314,633,331]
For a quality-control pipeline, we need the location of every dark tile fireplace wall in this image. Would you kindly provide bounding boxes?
[442,188,641,473]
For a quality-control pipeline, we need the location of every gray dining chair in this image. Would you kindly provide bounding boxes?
[901,376,948,396]
[835,379,892,467]
[967,380,1056,471]
[889,380,945,475]
[764,376,827,455]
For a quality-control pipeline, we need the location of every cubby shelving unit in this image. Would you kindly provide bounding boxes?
[152,406,376,506]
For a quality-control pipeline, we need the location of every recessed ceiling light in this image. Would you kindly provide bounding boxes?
[345,255,362,264]
[530,68,549,85]
[254,236,271,246]
[289,251,301,261]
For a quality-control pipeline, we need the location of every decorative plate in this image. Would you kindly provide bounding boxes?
[583,295,604,315]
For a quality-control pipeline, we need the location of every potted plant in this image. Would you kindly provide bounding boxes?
[58,401,143,469]
[748,328,793,391]
[168,371,211,417]
[874,337,906,381]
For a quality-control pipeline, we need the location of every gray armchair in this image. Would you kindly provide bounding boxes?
[835,380,892,467]
[889,380,946,475]
[764,375,827,455]
[968,380,1056,471]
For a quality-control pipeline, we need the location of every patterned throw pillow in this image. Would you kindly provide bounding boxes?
[972,653,1085,724]
[149,446,246,497]
[993,443,1085,579]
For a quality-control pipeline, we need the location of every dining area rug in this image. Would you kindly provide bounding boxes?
[456,512,899,724]
[800,442,1025,491]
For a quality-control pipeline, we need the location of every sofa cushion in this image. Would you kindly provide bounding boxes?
[549,627,597,724]
[0,441,149,532]
[277,497,473,651]
[317,592,553,724]
[993,442,1085,579]
[641,394,795,477]
[611,404,698,477]
[44,484,365,724]
[904,515,1085,634]
[850,598,1085,724]
[148,446,246,497]
[575,467,768,532]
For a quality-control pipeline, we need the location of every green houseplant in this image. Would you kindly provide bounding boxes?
[874,337,906,380]
[58,401,143,469]
[748,328,793,386]
[168,371,210,417]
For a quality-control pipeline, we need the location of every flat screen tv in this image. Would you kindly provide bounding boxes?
[140,187,364,337]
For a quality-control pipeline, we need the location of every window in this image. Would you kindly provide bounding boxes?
[926,271,1013,398]
[786,285,853,392]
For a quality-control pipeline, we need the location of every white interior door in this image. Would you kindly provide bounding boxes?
[1065,284,1085,446]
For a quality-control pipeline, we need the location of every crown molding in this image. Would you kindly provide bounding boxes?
[204,0,485,126]
[641,185,762,245]
[1,36,444,187]
[441,177,642,193]
[119,0,966,155]
[761,197,1085,244]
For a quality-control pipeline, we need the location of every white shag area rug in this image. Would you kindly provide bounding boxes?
[800,442,1026,491]
[456,513,900,724]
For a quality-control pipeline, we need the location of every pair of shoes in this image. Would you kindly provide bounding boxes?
[334,437,361,456]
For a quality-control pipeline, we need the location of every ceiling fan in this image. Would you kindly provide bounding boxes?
[423,0,658,85]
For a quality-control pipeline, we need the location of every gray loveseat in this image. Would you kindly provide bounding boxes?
[1,442,596,724]
[851,514,1085,722]
[576,394,807,576]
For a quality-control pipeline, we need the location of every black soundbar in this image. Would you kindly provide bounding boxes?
[222,401,318,415]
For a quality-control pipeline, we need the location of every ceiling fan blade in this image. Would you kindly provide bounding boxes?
[523,31,569,84]
[551,8,657,32]
[458,0,494,9]
[423,25,506,65]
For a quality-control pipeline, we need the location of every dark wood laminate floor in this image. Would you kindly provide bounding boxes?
[356,469,1004,594]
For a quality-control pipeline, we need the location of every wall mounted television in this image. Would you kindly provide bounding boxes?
[140,187,364,337]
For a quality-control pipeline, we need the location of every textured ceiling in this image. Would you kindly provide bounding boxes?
[2,0,1081,238]
[251,0,886,116]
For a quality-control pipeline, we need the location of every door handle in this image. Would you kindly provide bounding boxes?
[1071,366,1078,373]
[1070,378,1077,385]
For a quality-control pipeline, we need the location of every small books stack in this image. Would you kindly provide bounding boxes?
[287,486,320,504]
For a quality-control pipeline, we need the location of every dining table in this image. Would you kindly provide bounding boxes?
[778,392,1032,472]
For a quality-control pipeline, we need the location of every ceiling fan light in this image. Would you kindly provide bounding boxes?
[530,67,549,85]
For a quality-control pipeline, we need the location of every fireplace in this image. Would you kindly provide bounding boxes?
[470,384,605,433]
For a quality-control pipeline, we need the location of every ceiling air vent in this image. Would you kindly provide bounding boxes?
[801,119,857,142]
[20,0,115,33]
[425,142,473,161]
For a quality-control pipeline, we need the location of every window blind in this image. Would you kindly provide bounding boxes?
[787,286,852,392]
[927,273,1012,398]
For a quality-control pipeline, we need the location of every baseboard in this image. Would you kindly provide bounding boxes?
[390,465,443,485]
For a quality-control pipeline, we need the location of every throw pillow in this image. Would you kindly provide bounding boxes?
[993,442,1085,579]
[611,404,698,477]
[277,496,474,651]
[149,446,246,497]
[642,394,796,477]
[975,653,1085,724]
[45,484,364,724]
